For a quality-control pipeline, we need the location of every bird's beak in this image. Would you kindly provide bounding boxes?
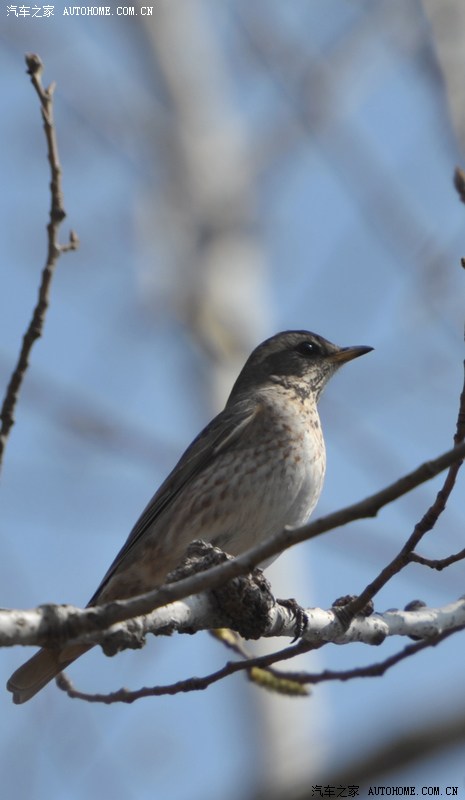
[330,345,374,364]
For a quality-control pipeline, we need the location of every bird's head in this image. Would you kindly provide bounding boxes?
[228,330,373,403]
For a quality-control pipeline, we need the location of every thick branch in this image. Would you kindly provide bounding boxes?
[1,583,464,652]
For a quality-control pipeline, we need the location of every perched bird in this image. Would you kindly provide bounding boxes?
[7,330,372,703]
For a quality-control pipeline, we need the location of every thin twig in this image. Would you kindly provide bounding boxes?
[409,548,465,570]
[56,638,309,703]
[334,360,465,628]
[0,54,78,471]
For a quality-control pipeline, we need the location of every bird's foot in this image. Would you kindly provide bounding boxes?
[277,597,308,642]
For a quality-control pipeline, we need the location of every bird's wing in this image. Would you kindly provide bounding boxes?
[88,397,261,605]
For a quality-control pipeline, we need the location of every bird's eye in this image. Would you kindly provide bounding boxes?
[295,341,320,357]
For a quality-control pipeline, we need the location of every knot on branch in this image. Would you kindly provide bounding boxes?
[100,619,147,656]
[166,540,275,639]
[331,594,375,635]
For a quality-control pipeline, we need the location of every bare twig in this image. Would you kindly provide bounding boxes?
[55,645,305,703]
[409,548,465,570]
[333,359,465,628]
[0,54,78,471]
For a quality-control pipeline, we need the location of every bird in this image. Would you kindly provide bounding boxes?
[7,330,372,703]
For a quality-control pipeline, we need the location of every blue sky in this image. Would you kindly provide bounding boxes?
[1,2,465,798]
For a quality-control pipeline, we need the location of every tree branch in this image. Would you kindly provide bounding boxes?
[53,599,465,704]
[409,547,465,570]
[2,557,464,652]
[1,434,464,653]
[0,54,78,471]
[331,356,465,628]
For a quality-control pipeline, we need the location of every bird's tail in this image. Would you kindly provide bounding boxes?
[7,643,92,704]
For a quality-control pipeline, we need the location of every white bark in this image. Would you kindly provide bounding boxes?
[2,593,464,651]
